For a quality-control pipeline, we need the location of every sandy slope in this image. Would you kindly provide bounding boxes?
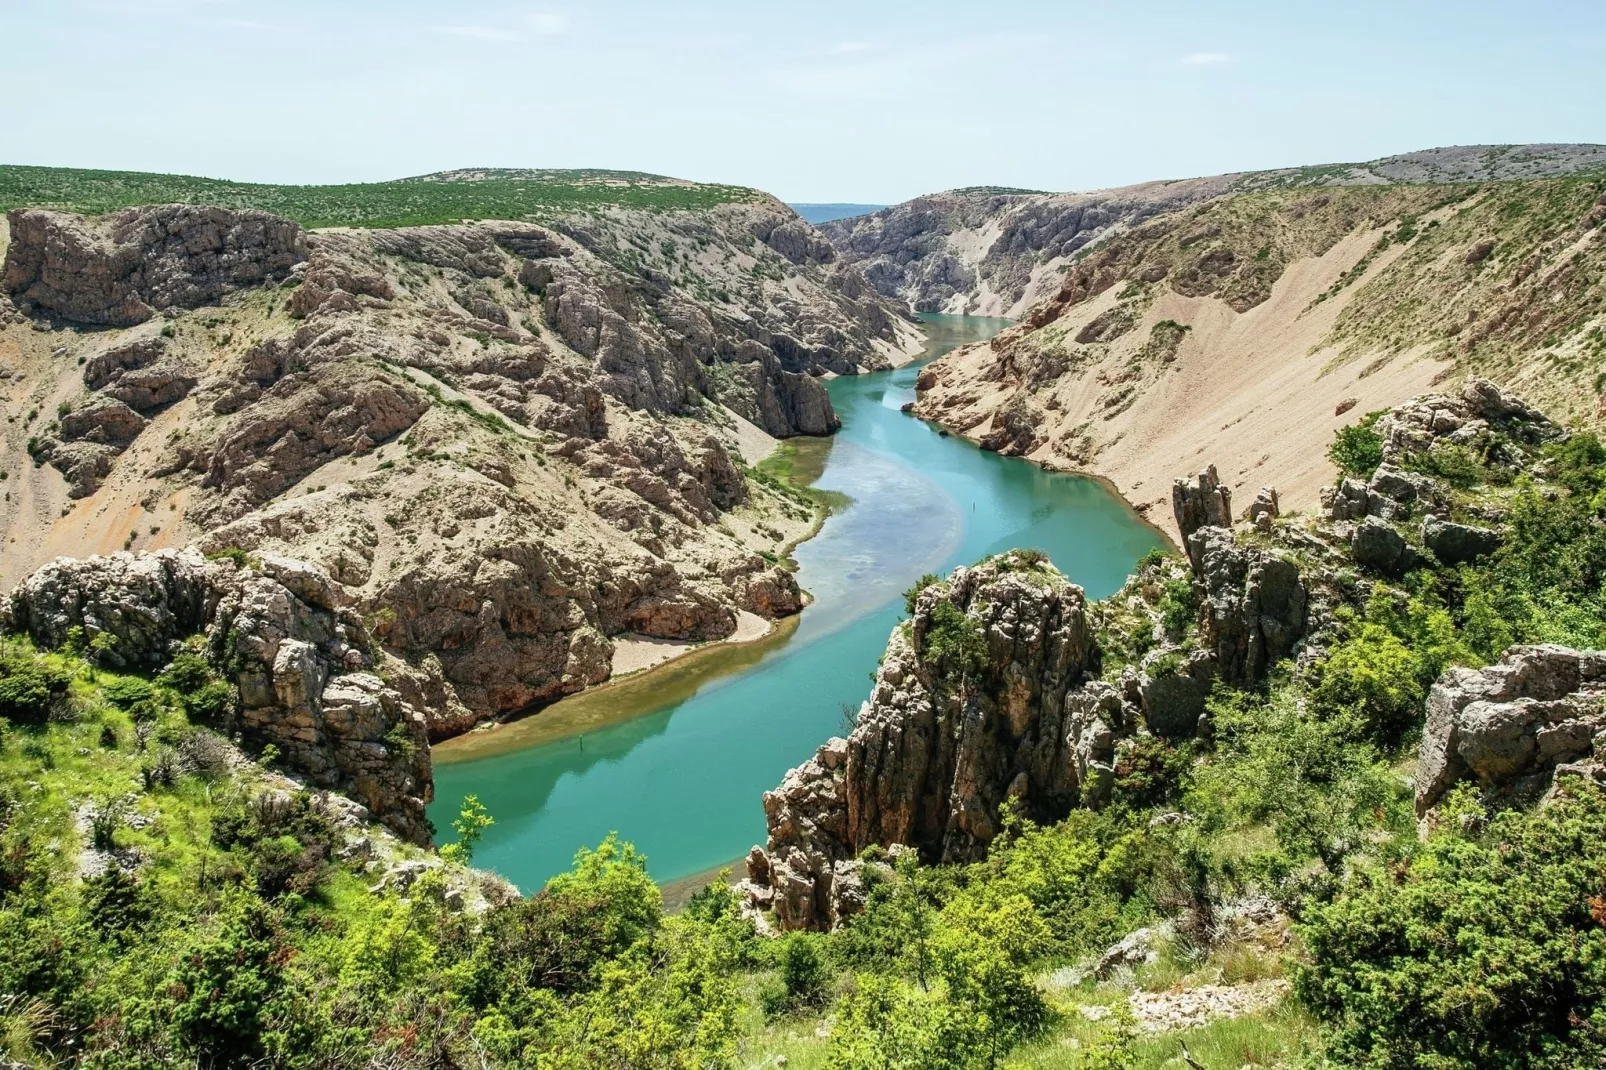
[918,226,1455,540]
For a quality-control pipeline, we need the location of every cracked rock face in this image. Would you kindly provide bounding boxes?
[1417,645,1606,816]
[746,554,1121,930]
[1187,526,1307,685]
[8,548,433,843]
[3,205,307,326]
[4,196,920,743]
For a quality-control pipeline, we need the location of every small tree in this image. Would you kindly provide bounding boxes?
[440,795,494,864]
[1328,412,1386,478]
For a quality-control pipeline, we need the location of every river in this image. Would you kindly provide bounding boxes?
[428,315,1166,893]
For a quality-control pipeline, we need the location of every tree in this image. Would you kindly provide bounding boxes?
[1328,412,1386,477]
[440,794,494,864]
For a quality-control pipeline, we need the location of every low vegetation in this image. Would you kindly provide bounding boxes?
[0,165,761,229]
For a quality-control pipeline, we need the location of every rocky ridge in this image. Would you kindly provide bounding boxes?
[908,168,1606,539]
[825,143,1606,319]
[1,195,921,751]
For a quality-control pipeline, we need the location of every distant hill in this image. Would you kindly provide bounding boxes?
[0,164,763,229]
[788,203,886,225]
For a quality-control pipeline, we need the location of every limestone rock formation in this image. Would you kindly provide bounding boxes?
[747,553,1127,929]
[746,468,1317,930]
[7,549,432,842]
[2,194,918,741]
[3,205,307,325]
[1186,526,1307,685]
[826,144,1606,319]
[1417,645,1606,815]
[1173,466,1232,564]
[8,548,211,668]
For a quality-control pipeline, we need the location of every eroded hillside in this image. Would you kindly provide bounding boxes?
[0,174,921,742]
[911,173,1606,535]
[826,143,1606,319]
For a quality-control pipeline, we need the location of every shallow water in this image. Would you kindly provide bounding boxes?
[429,315,1166,890]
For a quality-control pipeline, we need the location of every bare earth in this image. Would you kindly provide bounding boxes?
[917,223,1457,541]
[610,609,773,677]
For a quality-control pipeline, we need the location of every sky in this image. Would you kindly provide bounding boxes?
[6,0,1606,203]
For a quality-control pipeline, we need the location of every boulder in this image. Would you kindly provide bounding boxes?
[1422,516,1502,565]
[1351,517,1418,577]
[1246,486,1279,534]
[1139,652,1215,739]
[8,548,212,668]
[1417,645,1606,814]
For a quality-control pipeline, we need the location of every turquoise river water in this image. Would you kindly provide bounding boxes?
[429,315,1166,893]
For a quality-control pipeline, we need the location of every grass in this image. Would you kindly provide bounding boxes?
[0,164,762,228]
[1009,1003,1322,1069]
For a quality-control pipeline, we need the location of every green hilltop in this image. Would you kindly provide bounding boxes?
[0,164,763,229]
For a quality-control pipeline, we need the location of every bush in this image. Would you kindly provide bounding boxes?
[1404,442,1486,489]
[762,933,830,1016]
[0,655,70,724]
[1157,578,1198,640]
[1298,785,1606,1069]
[1312,622,1427,746]
[922,601,986,682]
[904,573,940,615]
[1328,411,1387,478]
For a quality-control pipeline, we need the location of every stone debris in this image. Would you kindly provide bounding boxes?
[1076,980,1291,1033]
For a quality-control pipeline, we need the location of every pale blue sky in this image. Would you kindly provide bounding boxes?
[6,0,1605,202]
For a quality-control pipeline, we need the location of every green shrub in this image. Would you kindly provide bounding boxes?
[1312,622,1427,746]
[762,933,830,1016]
[1403,442,1486,489]
[904,573,940,615]
[922,601,987,682]
[1298,784,1606,1069]
[0,655,70,724]
[1158,577,1198,640]
[1328,411,1387,477]
[100,677,154,710]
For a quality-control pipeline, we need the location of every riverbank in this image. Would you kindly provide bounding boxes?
[428,314,1166,893]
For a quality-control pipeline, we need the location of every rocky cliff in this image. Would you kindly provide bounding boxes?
[825,144,1606,319]
[745,499,1312,928]
[7,547,433,842]
[0,177,920,834]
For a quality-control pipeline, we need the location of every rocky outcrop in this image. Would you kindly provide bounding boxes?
[1173,466,1233,565]
[825,145,1606,318]
[1186,526,1307,686]
[1416,645,1606,816]
[7,549,432,842]
[746,472,1318,930]
[2,191,919,742]
[746,553,1126,929]
[8,549,211,668]
[3,205,306,325]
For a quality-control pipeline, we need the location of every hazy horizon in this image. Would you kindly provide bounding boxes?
[8,0,1606,203]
